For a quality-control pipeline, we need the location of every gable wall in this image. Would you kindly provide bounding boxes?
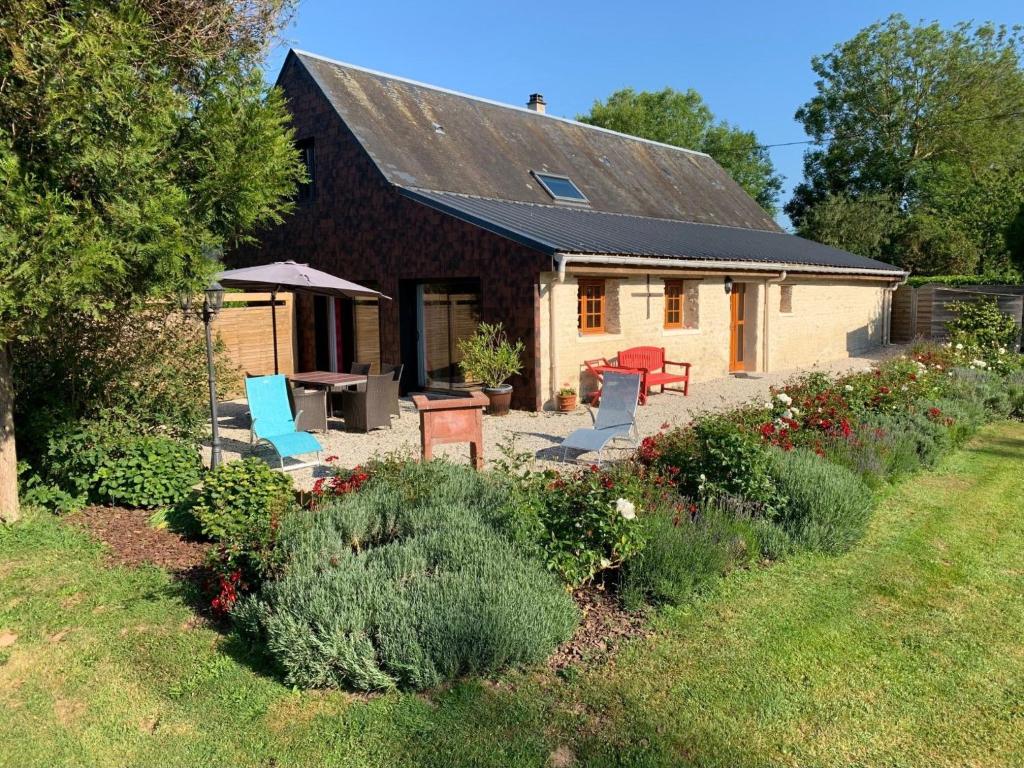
[231,55,551,409]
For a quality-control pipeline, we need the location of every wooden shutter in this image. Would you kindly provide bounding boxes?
[353,298,381,371]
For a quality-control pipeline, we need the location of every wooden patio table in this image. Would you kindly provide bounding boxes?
[287,371,368,389]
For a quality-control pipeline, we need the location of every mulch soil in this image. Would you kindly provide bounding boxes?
[548,586,651,670]
[67,506,212,577]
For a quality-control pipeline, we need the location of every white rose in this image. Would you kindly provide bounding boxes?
[844,384,854,392]
[616,498,636,520]
[791,407,800,417]
[955,343,964,350]
[776,393,792,406]
[782,408,793,419]
[764,402,773,410]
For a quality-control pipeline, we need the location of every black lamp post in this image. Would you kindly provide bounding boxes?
[182,281,226,469]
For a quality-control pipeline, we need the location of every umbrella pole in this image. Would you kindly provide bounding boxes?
[271,290,279,374]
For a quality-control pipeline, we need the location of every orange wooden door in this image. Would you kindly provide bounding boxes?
[729,283,746,372]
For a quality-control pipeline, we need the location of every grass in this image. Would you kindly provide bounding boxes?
[2,422,1023,767]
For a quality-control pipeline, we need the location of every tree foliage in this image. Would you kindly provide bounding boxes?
[788,15,1024,276]
[579,87,783,215]
[0,0,303,345]
[0,0,303,520]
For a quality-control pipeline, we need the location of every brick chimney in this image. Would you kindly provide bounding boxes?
[526,93,546,114]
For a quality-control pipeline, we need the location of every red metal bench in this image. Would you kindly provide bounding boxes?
[617,346,691,402]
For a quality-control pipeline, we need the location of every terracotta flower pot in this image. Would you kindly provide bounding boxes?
[482,385,513,416]
[556,393,578,412]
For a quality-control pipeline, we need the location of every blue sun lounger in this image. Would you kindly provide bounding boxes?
[245,374,322,470]
[561,371,642,464]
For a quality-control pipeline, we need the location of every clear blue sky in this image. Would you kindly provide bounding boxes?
[266,0,1022,228]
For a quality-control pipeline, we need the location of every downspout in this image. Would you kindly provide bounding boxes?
[549,254,566,405]
[883,272,910,346]
[762,271,786,373]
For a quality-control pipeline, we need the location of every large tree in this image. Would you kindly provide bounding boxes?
[0,0,304,522]
[787,15,1024,275]
[579,87,783,215]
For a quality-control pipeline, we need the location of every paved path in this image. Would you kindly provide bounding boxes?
[204,346,908,489]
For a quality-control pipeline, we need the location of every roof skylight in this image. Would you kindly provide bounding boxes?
[532,171,588,204]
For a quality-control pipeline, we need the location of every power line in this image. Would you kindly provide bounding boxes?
[723,108,1024,155]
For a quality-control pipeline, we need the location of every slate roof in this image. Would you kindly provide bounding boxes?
[288,50,904,277]
[291,51,780,231]
[401,190,906,275]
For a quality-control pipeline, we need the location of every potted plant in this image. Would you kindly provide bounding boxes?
[557,384,578,412]
[457,322,525,416]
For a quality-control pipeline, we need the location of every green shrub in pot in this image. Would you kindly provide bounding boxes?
[457,322,525,415]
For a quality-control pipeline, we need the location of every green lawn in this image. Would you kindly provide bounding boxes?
[2,422,1023,768]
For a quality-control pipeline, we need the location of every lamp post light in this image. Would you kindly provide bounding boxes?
[182,281,226,469]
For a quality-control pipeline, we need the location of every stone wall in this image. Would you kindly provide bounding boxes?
[539,271,887,408]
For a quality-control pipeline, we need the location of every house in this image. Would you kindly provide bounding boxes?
[232,50,907,410]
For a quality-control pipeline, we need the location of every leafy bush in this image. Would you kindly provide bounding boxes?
[622,498,762,610]
[767,448,873,553]
[193,458,295,613]
[946,297,1020,355]
[37,417,135,501]
[948,368,1014,417]
[532,463,646,587]
[93,436,201,508]
[236,460,577,691]
[638,415,783,516]
[13,304,235,464]
[456,321,525,388]
[823,424,921,489]
[1006,371,1024,418]
[26,418,200,510]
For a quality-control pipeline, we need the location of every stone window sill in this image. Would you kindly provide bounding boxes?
[662,328,701,336]
[576,331,623,342]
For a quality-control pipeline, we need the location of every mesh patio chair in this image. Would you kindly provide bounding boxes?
[560,371,642,464]
[246,372,327,433]
[340,373,393,433]
[244,374,322,470]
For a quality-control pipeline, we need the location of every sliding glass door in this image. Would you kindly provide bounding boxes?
[416,281,481,390]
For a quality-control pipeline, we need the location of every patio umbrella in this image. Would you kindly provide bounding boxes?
[217,260,389,374]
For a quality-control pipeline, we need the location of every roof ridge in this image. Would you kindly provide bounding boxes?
[291,49,711,159]
[404,187,785,235]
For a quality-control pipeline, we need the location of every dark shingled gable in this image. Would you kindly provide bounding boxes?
[285,50,903,277]
[401,189,906,275]
[291,50,781,231]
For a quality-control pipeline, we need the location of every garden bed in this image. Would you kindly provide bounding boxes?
[67,506,210,575]
[547,586,651,671]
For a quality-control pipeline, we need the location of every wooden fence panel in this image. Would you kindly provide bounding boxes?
[890,286,916,342]
[212,292,294,396]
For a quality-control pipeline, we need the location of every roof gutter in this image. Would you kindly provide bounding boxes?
[553,253,906,281]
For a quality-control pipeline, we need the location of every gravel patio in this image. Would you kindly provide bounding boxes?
[204,346,908,490]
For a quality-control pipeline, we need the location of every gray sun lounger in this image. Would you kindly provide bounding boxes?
[561,371,642,463]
